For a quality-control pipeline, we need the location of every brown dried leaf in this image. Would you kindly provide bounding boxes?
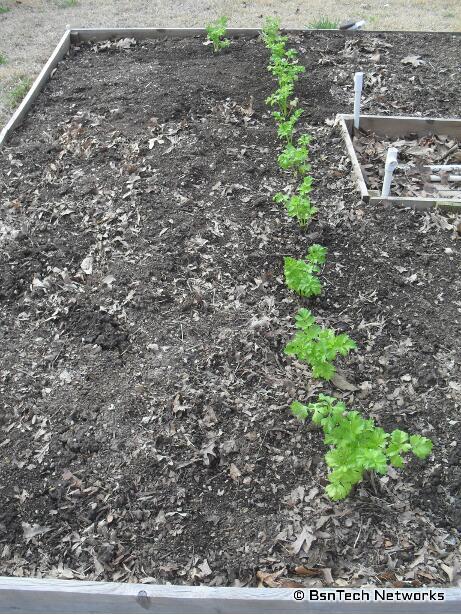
[256,569,285,587]
[331,372,358,392]
[289,526,316,555]
[229,463,241,481]
[294,565,322,577]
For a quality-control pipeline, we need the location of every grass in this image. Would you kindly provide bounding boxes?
[307,17,339,29]
[9,76,33,108]
[0,5,10,14]
[56,0,78,6]
[0,53,6,65]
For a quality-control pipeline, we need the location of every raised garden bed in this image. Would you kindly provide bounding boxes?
[337,113,461,210]
[0,27,460,598]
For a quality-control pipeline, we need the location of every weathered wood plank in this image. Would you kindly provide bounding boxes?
[69,28,461,44]
[71,27,263,43]
[336,115,369,200]
[1,577,461,614]
[370,196,461,212]
[341,113,461,140]
[0,30,71,148]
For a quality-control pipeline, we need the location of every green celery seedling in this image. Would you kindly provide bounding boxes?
[262,17,283,47]
[266,83,295,119]
[274,192,317,227]
[277,109,303,143]
[291,394,433,501]
[284,309,356,380]
[206,16,231,52]
[278,134,311,175]
[284,244,327,297]
[274,176,316,227]
[297,175,313,196]
[268,39,289,61]
[269,56,305,87]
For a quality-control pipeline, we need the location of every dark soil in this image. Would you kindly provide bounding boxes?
[0,31,460,588]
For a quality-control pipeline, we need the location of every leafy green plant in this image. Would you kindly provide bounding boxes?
[274,176,316,227]
[206,16,230,52]
[0,5,10,13]
[285,244,327,297]
[276,109,303,143]
[276,193,317,227]
[266,84,295,120]
[269,55,305,87]
[275,192,317,227]
[9,76,32,107]
[277,134,311,175]
[263,18,303,86]
[261,17,284,48]
[291,394,433,500]
[307,17,339,30]
[0,52,6,65]
[285,309,356,380]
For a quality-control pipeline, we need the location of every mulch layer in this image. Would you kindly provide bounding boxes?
[0,30,460,588]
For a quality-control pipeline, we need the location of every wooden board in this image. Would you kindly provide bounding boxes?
[1,577,461,614]
[370,196,461,212]
[340,114,461,140]
[71,27,262,43]
[337,113,461,210]
[336,115,369,201]
[70,28,461,43]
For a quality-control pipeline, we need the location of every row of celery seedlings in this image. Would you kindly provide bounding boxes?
[205,17,432,501]
[260,19,432,501]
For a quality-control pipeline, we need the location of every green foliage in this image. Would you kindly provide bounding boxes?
[291,394,433,500]
[206,16,230,52]
[276,109,303,143]
[9,76,32,108]
[266,83,295,119]
[263,18,304,100]
[261,17,284,48]
[297,175,313,196]
[0,5,10,13]
[274,176,316,227]
[284,309,356,380]
[262,15,315,219]
[0,52,6,65]
[269,55,305,86]
[284,244,327,297]
[274,193,316,227]
[277,135,311,175]
[307,17,339,30]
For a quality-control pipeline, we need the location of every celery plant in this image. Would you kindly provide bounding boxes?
[291,394,433,500]
[206,16,230,52]
[285,309,356,380]
[284,244,327,297]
